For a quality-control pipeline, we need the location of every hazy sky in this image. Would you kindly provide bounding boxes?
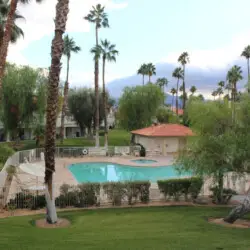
[7,0,250,90]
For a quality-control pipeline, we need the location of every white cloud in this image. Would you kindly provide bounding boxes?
[161,31,250,70]
[7,0,128,65]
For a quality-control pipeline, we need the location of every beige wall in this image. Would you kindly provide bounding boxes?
[134,134,187,155]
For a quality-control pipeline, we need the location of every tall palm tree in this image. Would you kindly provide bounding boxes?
[241,45,250,93]
[99,39,118,148]
[172,67,183,116]
[0,0,43,96]
[226,65,243,103]
[44,0,69,224]
[60,35,81,144]
[211,90,217,100]
[146,63,156,83]
[0,0,24,49]
[170,88,177,111]
[156,77,168,92]
[178,52,189,110]
[216,87,223,99]
[217,80,225,88]
[190,85,197,95]
[225,82,232,99]
[84,4,109,147]
[137,63,147,85]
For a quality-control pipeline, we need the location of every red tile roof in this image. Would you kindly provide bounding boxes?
[172,108,184,115]
[131,124,193,137]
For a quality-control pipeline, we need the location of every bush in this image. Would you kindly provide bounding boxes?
[157,177,203,201]
[103,182,126,206]
[0,145,14,164]
[56,183,100,208]
[209,186,237,204]
[8,192,46,210]
[134,143,146,157]
[124,181,151,205]
[77,183,100,207]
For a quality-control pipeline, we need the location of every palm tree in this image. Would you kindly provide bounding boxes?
[60,35,81,144]
[44,0,70,224]
[211,90,217,100]
[156,77,168,92]
[241,45,250,93]
[218,80,225,88]
[99,39,118,148]
[170,88,177,111]
[216,87,223,99]
[146,63,156,83]
[172,67,184,116]
[178,52,189,110]
[84,4,109,147]
[226,65,243,102]
[137,64,147,85]
[0,0,24,49]
[0,0,43,96]
[190,85,197,95]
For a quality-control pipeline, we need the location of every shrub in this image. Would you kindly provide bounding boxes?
[209,186,237,204]
[8,192,46,210]
[103,182,126,206]
[124,181,151,205]
[77,183,100,207]
[157,177,203,201]
[134,143,146,157]
[0,145,14,164]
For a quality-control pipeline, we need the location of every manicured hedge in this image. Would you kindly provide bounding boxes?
[157,177,203,201]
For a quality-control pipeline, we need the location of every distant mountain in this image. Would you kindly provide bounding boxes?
[106,60,247,99]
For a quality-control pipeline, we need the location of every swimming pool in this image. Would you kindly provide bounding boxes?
[68,162,191,183]
[131,159,157,164]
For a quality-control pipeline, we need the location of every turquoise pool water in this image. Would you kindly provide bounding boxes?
[131,159,157,164]
[68,162,191,183]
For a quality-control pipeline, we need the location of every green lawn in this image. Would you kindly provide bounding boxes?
[5,129,131,151]
[0,207,250,250]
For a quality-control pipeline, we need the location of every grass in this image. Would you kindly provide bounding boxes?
[3,129,131,151]
[0,207,250,249]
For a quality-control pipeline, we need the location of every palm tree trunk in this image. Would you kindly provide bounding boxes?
[172,94,174,111]
[183,65,186,110]
[44,0,69,224]
[0,26,4,51]
[142,75,144,85]
[176,78,179,116]
[247,59,250,93]
[94,25,100,147]
[0,0,18,97]
[149,75,150,83]
[60,56,70,144]
[102,57,108,148]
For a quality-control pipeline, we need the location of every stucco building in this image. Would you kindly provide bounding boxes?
[131,124,193,156]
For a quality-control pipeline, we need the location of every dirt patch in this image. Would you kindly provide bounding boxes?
[35,218,71,228]
[208,217,250,229]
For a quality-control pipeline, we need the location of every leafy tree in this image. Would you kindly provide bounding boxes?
[1,64,47,142]
[137,64,147,85]
[0,0,43,97]
[176,101,235,204]
[146,63,156,83]
[156,106,179,124]
[118,83,164,131]
[44,0,69,224]
[84,4,109,147]
[68,88,113,136]
[178,52,189,110]
[189,85,197,95]
[0,0,24,49]
[211,90,217,100]
[170,88,177,110]
[60,35,81,144]
[241,45,250,93]
[172,67,184,116]
[99,39,118,147]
